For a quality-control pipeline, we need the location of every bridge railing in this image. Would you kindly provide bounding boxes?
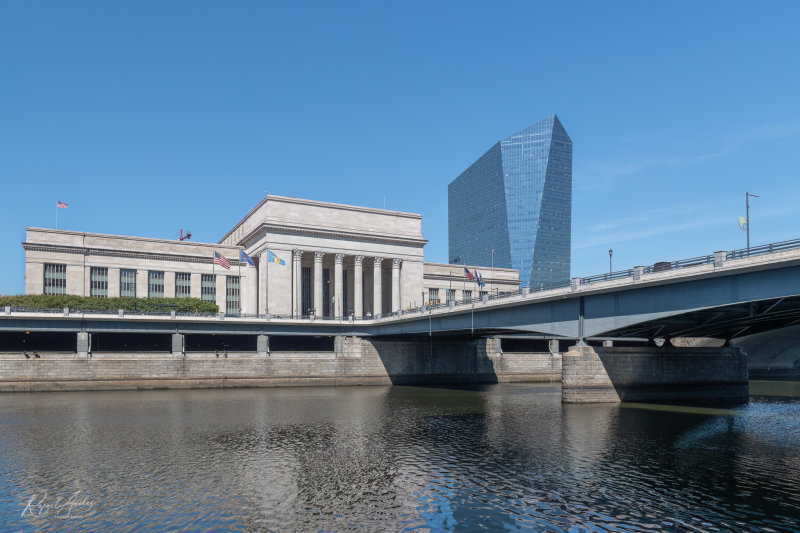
[727,238,800,260]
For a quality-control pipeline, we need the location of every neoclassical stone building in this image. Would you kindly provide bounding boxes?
[23,196,520,317]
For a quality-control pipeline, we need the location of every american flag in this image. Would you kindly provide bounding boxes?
[57,200,68,208]
[464,267,476,282]
[214,251,231,270]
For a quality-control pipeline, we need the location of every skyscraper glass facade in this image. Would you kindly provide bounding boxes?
[448,114,572,287]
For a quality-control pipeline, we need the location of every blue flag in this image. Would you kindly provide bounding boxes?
[268,250,286,266]
[239,250,255,267]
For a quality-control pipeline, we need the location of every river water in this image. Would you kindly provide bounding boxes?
[1,382,799,532]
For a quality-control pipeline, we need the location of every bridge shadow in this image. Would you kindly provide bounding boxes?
[368,335,499,386]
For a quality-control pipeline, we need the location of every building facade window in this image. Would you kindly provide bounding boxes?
[90,267,108,298]
[120,269,136,297]
[148,271,165,298]
[446,289,455,305]
[226,276,240,315]
[175,272,191,298]
[201,274,216,304]
[428,288,440,306]
[43,263,67,295]
[463,290,472,303]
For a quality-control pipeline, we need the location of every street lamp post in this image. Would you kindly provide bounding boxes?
[608,249,613,274]
[746,192,759,252]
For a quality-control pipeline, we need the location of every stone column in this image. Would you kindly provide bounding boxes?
[354,256,364,318]
[334,253,344,319]
[373,257,383,317]
[83,267,91,297]
[136,270,148,299]
[293,249,303,317]
[107,267,120,298]
[190,273,201,299]
[164,271,176,299]
[391,258,402,312]
[258,251,268,315]
[216,274,226,312]
[314,251,324,317]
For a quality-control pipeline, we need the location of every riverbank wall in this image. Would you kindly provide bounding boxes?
[0,337,562,392]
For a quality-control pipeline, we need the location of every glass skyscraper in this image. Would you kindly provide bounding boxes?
[448,114,572,288]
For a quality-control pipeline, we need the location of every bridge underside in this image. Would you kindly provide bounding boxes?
[601,296,800,341]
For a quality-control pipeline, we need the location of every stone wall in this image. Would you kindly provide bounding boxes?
[0,336,563,392]
[366,337,561,384]
[562,345,749,404]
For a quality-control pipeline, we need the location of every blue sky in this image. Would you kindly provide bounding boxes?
[1,1,799,294]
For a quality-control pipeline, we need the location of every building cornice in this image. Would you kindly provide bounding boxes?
[236,222,428,249]
[219,195,423,244]
[22,243,243,267]
[423,261,519,273]
[423,273,521,285]
[25,227,236,251]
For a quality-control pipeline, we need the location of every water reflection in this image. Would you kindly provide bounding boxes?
[0,383,798,531]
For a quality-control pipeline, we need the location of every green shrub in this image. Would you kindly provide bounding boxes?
[0,294,218,313]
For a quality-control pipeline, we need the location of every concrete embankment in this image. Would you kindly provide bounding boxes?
[0,337,562,392]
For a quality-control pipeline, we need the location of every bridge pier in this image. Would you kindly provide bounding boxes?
[77,332,90,358]
[562,344,749,404]
[171,333,184,357]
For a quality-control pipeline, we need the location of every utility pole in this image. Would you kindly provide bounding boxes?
[746,192,759,252]
[608,249,613,274]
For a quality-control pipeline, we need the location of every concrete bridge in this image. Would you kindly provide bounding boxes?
[2,238,800,403]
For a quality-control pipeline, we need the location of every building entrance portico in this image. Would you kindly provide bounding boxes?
[218,196,427,319]
[292,250,405,318]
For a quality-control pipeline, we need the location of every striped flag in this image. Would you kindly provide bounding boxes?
[214,251,231,270]
[464,267,476,282]
[57,200,68,208]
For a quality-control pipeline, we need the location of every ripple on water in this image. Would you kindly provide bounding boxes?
[1,385,799,531]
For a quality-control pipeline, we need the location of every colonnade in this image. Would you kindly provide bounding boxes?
[284,250,402,318]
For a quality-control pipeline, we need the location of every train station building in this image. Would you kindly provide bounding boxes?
[23,195,520,317]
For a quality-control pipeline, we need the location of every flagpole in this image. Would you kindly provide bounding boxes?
[56,200,58,230]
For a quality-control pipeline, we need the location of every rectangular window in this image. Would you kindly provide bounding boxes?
[226,276,240,315]
[463,290,472,303]
[43,264,67,295]
[120,269,136,297]
[90,267,108,298]
[446,289,455,305]
[148,271,165,298]
[428,288,439,306]
[175,272,191,298]
[480,290,488,299]
[201,274,216,304]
